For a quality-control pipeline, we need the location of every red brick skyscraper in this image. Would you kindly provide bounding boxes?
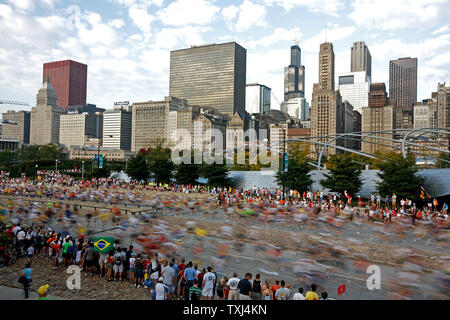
[43,60,87,110]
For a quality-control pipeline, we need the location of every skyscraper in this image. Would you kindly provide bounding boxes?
[311,42,344,155]
[169,42,246,116]
[131,96,189,151]
[337,71,370,114]
[245,83,271,114]
[389,57,417,110]
[30,77,64,145]
[361,83,395,154]
[59,112,102,148]
[43,60,87,110]
[284,44,305,101]
[436,82,450,130]
[351,41,372,80]
[103,107,132,150]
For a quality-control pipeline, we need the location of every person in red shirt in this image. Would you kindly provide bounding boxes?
[271,280,279,300]
[178,258,185,272]
[51,240,59,270]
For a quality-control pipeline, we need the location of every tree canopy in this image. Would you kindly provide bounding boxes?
[320,153,363,197]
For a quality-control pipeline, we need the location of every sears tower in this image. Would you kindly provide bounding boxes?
[284,44,305,101]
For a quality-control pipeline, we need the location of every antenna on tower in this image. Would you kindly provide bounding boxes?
[325,25,328,42]
[294,30,299,46]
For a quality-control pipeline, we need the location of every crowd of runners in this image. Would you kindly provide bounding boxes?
[3,223,328,300]
[0,171,449,300]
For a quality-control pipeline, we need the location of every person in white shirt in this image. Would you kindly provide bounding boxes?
[155,277,168,300]
[162,261,175,300]
[293,287,306,300]
[202,266,216,300]
[226,272,240,300]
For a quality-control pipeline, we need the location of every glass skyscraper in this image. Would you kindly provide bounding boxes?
[169,42,246,116]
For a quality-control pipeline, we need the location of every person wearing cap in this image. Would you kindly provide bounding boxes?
[155,276,168,300]
[37,284,51,300]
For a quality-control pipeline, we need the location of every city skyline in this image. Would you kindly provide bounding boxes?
[0,0,449,111]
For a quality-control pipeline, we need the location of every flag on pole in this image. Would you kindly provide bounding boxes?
[420,186,431,199]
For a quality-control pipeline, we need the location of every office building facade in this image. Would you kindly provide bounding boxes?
[132,96,189,151]
[169,42,246,116]
[103,107,132,150]
[389,57,417,108]
[245,83,271,114]
[1,110,30,144]
[337,71,370,114]
[280,97,309,121]
[59,112,101,148]
[43,60,87,110]
[361,83,395,154]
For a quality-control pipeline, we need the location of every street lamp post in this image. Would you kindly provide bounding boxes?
[82,160,85,180]
[275,124,287,202]
[55,159,58,171]
[97,135,113,189]
[97,139,101,189]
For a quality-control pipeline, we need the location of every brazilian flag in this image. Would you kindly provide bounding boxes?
[93,237,114,253]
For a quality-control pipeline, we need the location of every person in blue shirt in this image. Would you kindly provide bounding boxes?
[183,261,196,300]
[171,257,179,297]
[22,262,32,299]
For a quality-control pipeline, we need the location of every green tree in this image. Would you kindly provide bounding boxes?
[321,153,363,197]
[200,163,232,187]
[174,154,200,185]
[374,151,423,201]
[276,143,313,193]
[436,152,450,168]
[147,147,174,184]
[126,153,150,181]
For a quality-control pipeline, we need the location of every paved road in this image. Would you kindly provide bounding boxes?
[1,196,449,300]
[0,285,65,300]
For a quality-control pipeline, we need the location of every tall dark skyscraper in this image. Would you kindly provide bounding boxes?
[169,42,246,116]
[351,41,372,80]
[389,57,417,128]
[284,44,305,101]
[43,60,87,110]
[389,57,417,108]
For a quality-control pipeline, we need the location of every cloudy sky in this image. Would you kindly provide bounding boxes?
[0,0,449,112]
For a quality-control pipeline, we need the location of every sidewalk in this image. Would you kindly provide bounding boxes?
[0,285,65,300]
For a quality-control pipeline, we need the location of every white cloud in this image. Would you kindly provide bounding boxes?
[231,0,268,32]
[244,27,302,49]
[110,19,125,29]
[151,26,210,50]
[109,0,164,7]
[369,34,450,62]
[78,13,118,46]
[301,26,356,53]
[222,5,239,21]
[349,0,450,30]
[158,0,220,26]
[7,0,34,11]
[427,52,450,67]
[128,4,154,32]
[263,0,345,17]
[40,0,57,8]
[432,24,449,35]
